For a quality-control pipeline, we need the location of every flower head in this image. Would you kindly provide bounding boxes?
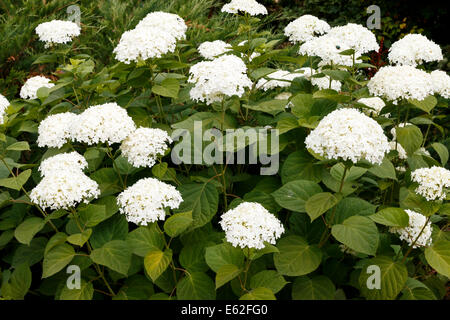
[38,152,88,177]
[390,209,432,248]
[256,70,304,91]
[136,11,187,40]
[0,94,10,125]
[37,112,78,148]
[388,34,443,66]
[284,15,330,43]
[327,23,379,54]
[411,166,450,201]
[305,108,390,164]
[219,202,285,249]
[430,70,450,99]
[20,76,54,100]
[221,0,267,16]
[198,40,232,60]
[35,20,80,48]
[117,178,183,226]
[358,97,386,116]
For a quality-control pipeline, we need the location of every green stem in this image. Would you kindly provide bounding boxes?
[105,143,125,189]
[401,216,431,263]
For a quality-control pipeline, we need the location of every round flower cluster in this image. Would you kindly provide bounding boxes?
[388,34,443,66]
[327,23,379,54]
[256,70,304,91]
[299,35,356,67]
[430,70,450,99]
[411,166,450,201]
[188,55,252,104]
[390,209,432,248]
[284,15,330,43]
[37,112,79,148]
[20,76,55,100]
[117,178,183,226]
[0,94,10,125]
[135,11,187,41]
[367,66,434,104]
[35,20,81,48]
[198,40,231,60]
[358,97,386,116]
[221,0,267,16]
[30,152,100,210]
[219,202,285,249]
[72,103,136,145]
[305,108,390,165]
[120,127,172,168]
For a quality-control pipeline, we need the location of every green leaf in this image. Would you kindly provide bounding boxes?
[250,270,288,294]
[330,163,367,182]
[6,141,30,151]
[78,204,106,227]
[424,240,450,278]
[44,232,68,255]
[90,240,132,275]
[152,78,180,98]
[144,248,172,281]
[359,256,408,300]
[179,243,210,273]
[14,217,45,245]
[67,229,92,247]
[215,264,242,289]
[292,275,335,300]
[402,190,441,217]
[272,180,322,212]
[1,263,32,299]
[305,192,338,221]
[89,214,128,249]
[397,125,423,155]
[368,157,397,180]
[322,70,350,81]
[400,278,436,300]
[205,243,245,272]
[369,207,409,227]
[42,243,75,278]
[177,272,216,300]
[0,169,32,190]
[431,143,448,165]
[332,197,376,225]
[274,236,322,276]
[240,287,276,300]
[331,216,379,255]
[59,280,94,300]
[244,99,287,115]
[408,96,437,113]
[126,224,165,257]
[281,150,323,183]
[164,211,193,237]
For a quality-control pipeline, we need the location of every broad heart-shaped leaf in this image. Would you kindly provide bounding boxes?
[215,264,242,289]
[176,182,218,229]
[274,236,322,276]
[177,272,216,300]
[6,141,30,151]
[400,278,436,300]
[425,240,450,278]
[59,280,94,300]
[368,157,397,181]
[78,204,107,228]
[331,197,376,225]
[331,216,379,255]
[330,163,367,182]
[272,180,322,213]
[126,224,165,257]
[205,243,245,272]
[244,99,287,115]
[281,151,323,184]
[1,263,32,299]
[164,211,193,237]
[89,214,128,249]
[396,124,423,156]
[67,229,92,247]
[179,243,210,273]
[250,270,288,294]
[42,243,75,278]
[305,192,338,221]
[431,142,449,166]
[240,287,276,300]
[0,169,31,190]
[151,78,180,98]
[408,96,437,113]
[90,240,132,276]
[292,275,335,300]
[369,207,409,227]
[14,217,45,245]
[144,248,173,281]
[359,256,408,300]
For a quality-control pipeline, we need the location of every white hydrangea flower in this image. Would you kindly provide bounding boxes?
[390,123,412,140]
[311,75,342,91]
[72,103,136,145]
[38,152,88,177]
[136,11,187,40]
[188,55,252,105]
[284,15,330,43]
[389,141,408,160]
[20,76,55,100]
[120,127,172,168]
[411,166,450,201]
[327,23,379,54]
[30,171,100,210]
[388,34,443,66]
[390,209,432,248]
[117,178,183,226]
[113,27,177,64]
[35,20,80,48]
[367,66,434,104]
[305,108,390,165]
[358,97,386,116]
[198,40,232,60]
[219,202,285,249]
[221,0,267,16]
[0,94,10,125]
[37,112,78,148]
[256,70,304,91]
[416,147,431,157]
[430,70,450,99]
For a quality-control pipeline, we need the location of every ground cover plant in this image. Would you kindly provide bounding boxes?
[0,0,449,300]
